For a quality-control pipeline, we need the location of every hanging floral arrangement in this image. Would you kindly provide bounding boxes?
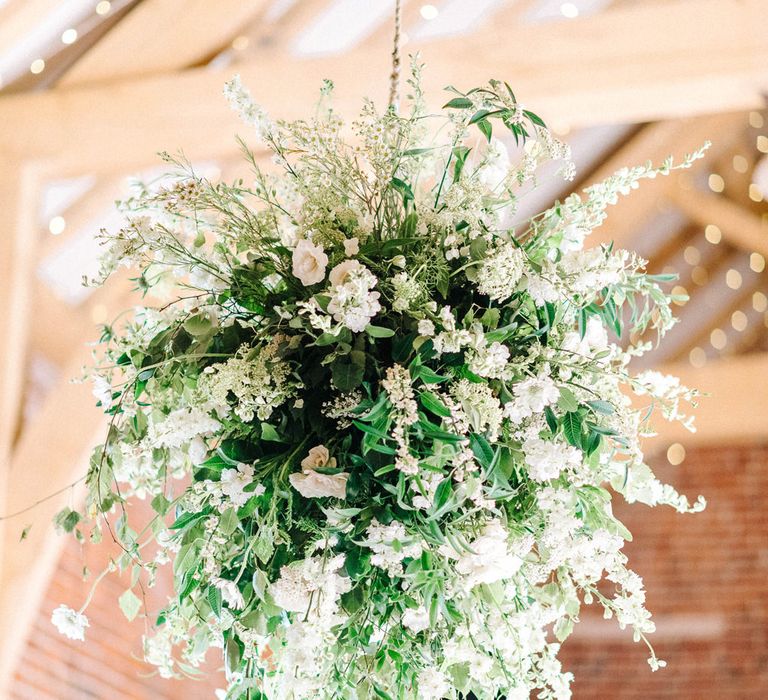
[52,58,707,700]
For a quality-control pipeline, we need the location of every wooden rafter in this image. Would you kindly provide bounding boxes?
[667,187,768,259]
[646,353,768,452]
[0,0,765,177]
[59,0,270,87]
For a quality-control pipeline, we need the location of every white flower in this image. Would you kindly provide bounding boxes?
[148,407,221,449]
[417,319,435,336]
[477,138,510,191]
[453,521,525,589]
[301,445,336,470]
[343,237,359,256]
[402,606,431,633]
[506,373,560,421]
[188,436,207,464]
[363,519,422,577]
[220,463,256,507]
[467,341,510,378]
[269,555,351,618]
[212,577,245,610]
[417,666,451,700]
[292,239,328,286]
[91,375,112,406]
[523,436,582,482]
[327,263,381,333]
[51,605,89,641]
[477,243,525,301]
[329,259,361,287]
[290,444,349,499]
[558,223,589,253]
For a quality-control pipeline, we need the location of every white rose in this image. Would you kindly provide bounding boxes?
[292,239,328,286]
[289,470,349,499]
[329,259,361,287]
[300,444,336,470]
[291,445,348,499]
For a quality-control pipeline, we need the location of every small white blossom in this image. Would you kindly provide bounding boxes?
[51,605,89,641]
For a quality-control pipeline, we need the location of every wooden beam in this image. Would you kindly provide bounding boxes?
[647,353,768,451]
[585,113,746,249]
[59,0,269,87]
[0,167,39,454]
[0,0,766,176]
[667,187,768,259]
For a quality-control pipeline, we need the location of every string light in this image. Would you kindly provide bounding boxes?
[419,4,439,20]
[95,1,111,15]
[748,183,764,202]
[30,59,45,74]
[732,155,749,173]
[704,224,721,244]
[750,253,765,273]
[231,35,250,51]
[753,291,767,312]
[666,443,686,466]
[691,266,709,286]
[731,310,748,332]
[671,285,688,305]
[48,216,66,235]
[749,111,765,129]
[709,328,727,350]
[61,28,78,44]
[689,347,706,368]
[560,2,579,18]
[757,135,768,154]
[683,245,701,265]
[726,269,743,290]
[707,173,725,193]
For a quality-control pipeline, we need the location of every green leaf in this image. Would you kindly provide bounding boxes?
[557,386,579,413]
[151,494,171,515]
[353,420,390,441]
[544,406,558,434]
[477,119,492,142]
[469,433,493,468]
[170,509,210,530]
[208,585,223,618]
[587,400,615,415]
[390,177,414,204]
[260,423,282,442]
[365,325,395,338]
[413,365,449,384]
[219,507,239,535]
[54,508,81,534]
[562,411,583,447]
[418,390,451,418]
[118,588,142,622]
[442,97,473,109]
[332,350,366,392]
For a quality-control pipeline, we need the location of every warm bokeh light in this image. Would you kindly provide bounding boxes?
[30,58,45,74]
[666,443,686,465]
[683,245,701,265]
[710,328,727,350]
[420,4,439,20]
[689,346,707,367]
[48,216,66,235]
[708,173,725,192]
[61,28,78,45]
[704,223,722,244]
[726,268,743,290]
[731,310,748,332]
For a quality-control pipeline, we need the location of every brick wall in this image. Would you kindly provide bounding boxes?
[9,444,768,699]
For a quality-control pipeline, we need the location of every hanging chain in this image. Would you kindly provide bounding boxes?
[388,0,402,112]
